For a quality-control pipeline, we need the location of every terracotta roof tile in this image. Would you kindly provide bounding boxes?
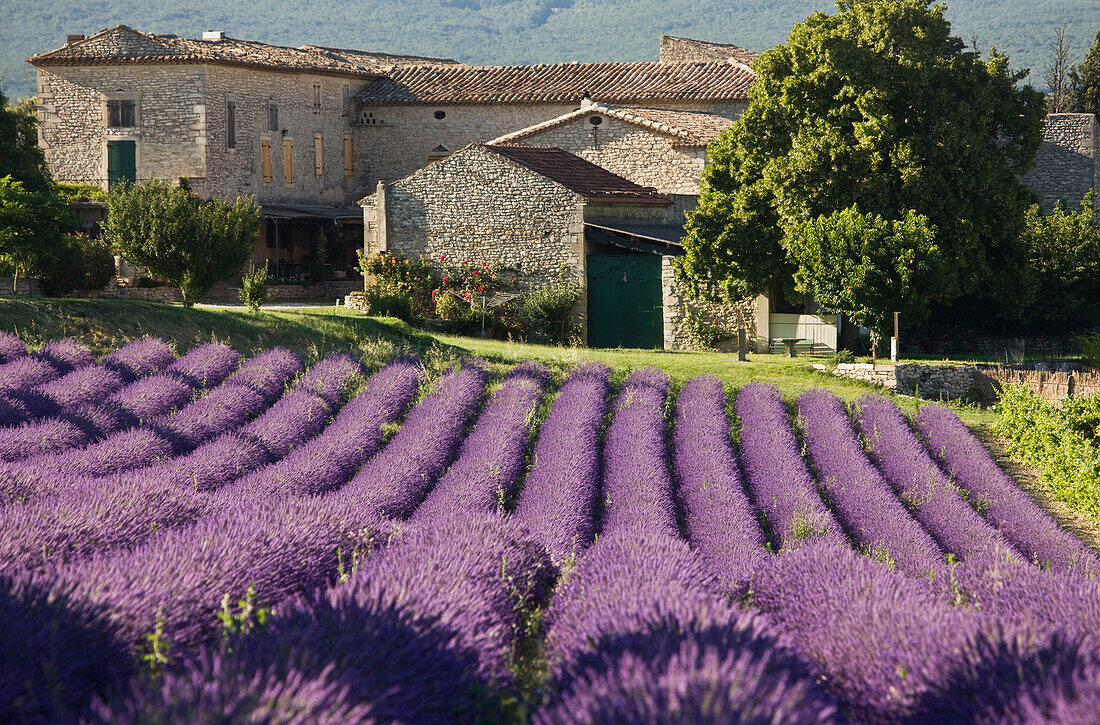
[354,60,754,106]
[483,145,670,205]
[489,102,734,147]
[28,25,454,78]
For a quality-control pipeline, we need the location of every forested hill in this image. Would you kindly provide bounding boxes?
[2,0,1099,99]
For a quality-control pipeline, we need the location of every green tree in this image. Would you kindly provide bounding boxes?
[103,179,261,306]
[1070,28,1100,114]
[678,0,1045,330]
[788,206,944,339]
[1020,191,1100,335]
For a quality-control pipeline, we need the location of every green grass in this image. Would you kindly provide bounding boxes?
[0,296,993,424]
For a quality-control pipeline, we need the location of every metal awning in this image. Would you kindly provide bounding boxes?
[261,204,363,221]
[584,222,685,256]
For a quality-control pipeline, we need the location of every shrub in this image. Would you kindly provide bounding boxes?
[366,291,413,322]
[103,179,260,306]
[238,262,269,313]
[519,271,582,344]
[1079,332,1100,369]
[357,252,435,318]
[37,232,114,295]
[683,306,723,350]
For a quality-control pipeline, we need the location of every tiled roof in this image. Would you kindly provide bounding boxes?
[484,145,670,205]
[489,101,734,147]
[28,25,453,78]
[354,60,755,106]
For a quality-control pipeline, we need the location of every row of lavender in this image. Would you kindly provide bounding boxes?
[1,335,1098,722]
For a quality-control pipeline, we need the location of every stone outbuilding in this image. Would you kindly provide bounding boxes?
[361,143,758,350]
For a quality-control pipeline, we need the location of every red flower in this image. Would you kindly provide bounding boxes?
[461,260,467,265]
[442,277,449,283]
[473,270,479,276]
[477,285,483,292]
[482,261,488,267]
[440,255,445,261]
[509,274,514,280]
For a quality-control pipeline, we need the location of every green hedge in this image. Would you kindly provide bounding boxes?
[994,385,1100,524]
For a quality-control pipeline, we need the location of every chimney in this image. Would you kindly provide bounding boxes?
[202,30,226,41]
[66,34,85,45]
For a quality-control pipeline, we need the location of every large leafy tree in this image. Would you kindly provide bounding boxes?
[677,0,1046,335]
[103,179,261,306]
[1070,28,1100,114]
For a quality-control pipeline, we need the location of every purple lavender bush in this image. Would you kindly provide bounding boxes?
[540,528,840,724]
[336,363,489,519]
[855,394,1020,562]
[672,375,768,596]
[917,403,1099,574]
[293,352,364,407]
[0,331,26,364]
[56,496,391,655]
[752,539,979,723]
[228,356,423,500]
[99,336,176,383]
[0,573,131,725]
[413,362,547,521]
[222,347,304,403]
[513,362,610,562]
[735,382,845,551]
[599,367,679,539]
[164,343,240,389]
[798,388,944,578]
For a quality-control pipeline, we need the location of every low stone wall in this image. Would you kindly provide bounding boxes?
[830,362,1100,404]
[0,277,44,296]
[91,280,362,304]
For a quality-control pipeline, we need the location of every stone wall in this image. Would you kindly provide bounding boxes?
[661,257,756,350]
[1023,113,1098,212]
[351,100,746,187]
[365,145,586,285]
[0,277,44,296]
[830,362,1100,404]
[204,65,363,205]
[498,110,709,195]
[36,65,207,186]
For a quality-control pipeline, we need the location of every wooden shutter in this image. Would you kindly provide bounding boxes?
[314,133,324,176]
[261,140,272,183]
[284,139,293,183]
[343,134,353,177]
[226,101,236,149]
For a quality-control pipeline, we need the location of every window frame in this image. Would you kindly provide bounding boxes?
[104,91,140,129]
[267,103,279,132]
[226,99,237,149]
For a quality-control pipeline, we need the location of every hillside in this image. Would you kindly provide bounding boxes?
[2,0,1098,100]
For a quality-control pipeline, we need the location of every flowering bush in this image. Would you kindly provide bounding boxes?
[357,251,436,318]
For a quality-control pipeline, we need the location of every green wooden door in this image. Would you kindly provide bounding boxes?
[586,254,663,348]
[107,140,136,189]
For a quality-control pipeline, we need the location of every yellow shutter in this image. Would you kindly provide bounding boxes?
[284,139,293,183]
[261,139,272,183]
[314,132,324,176]
[344,134,353,176]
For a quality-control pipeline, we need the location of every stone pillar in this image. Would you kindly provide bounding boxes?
[754,293,770,353]
[374,181,388,254]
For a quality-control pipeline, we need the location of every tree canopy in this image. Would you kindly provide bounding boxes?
[1070,28,1100,114]
[677,0,1046,335]
[103,179,261,306]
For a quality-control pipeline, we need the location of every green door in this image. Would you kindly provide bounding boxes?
[107,140,136,189]
[587,254,663,348]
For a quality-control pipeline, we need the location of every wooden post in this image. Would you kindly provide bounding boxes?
[738,329,747,361]
[891,311,900,362]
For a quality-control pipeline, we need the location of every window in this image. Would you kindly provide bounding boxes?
[434,110,446,120]
[314,133,324,176]
[267,103,279,132]
[344,134,353,177]
[284,139,293,183]
[226,101,236,149]
[312,83,321,111]
[107,99,136,128]
[261,140,272,183]
[427,145,450,165]
[342,84,350,112]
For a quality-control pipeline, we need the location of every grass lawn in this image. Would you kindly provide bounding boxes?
[0,297,994,425]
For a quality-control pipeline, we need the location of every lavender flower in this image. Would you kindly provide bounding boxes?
[165,343,241,389]
[0,572,131,724]
[798,388,944,578]
[599,367,679,539]
[752,539,979,723]
[855,394,1020,561]
[33,337,94,373]
[413,362,547,522]
[513,362,610,562]
[223,347,304,403]
[672,375,768,595]
[735,382,845,551]
[227,356,423,500]
[99,336,176,383]
[293,352,364,407]
[0,330,26,364]
[335,363,490,519]
[917,403,1099,574]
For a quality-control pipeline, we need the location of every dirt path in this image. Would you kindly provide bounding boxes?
[973,426,1100,554]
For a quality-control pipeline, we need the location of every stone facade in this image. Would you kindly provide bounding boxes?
[1023,113,1098,212]
[661,258,757,350]
[36,65,207,186]
[35,62,366,206]
[659,35,759,67]
[490,111,710,195]
[352,100,745,187]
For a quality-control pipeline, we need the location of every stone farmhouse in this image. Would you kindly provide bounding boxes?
[26,27,1100,350]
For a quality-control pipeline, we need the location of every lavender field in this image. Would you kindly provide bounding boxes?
[2,332,1099,724]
